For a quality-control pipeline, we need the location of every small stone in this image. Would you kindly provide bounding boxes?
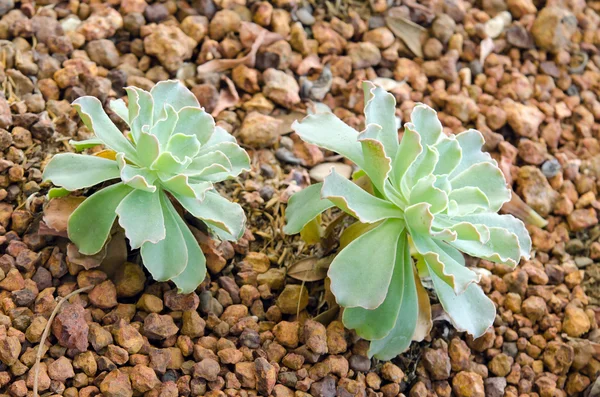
[521,296,547,322]
[144,313,179,340]
[310,375,336,397]
[349,355,371,372]
[48,356,75,382]
[263,69,301,108]
[77,7,124,41]
[303,320,327,355]
[531,7,577,52]
[181,310,206,338]
[89,280,118,309]
[256,357,277,396]
[86,40,120,68]
[484,377,507,397]
[381,362,404,383]
[194,358,220,381]
[100,369,133,397]
[181,15,208,43]
[164,290,199,311]
[422,348,451,380]
[137,294,164,313]
[276,284,309,314]
[488,353,513,377]
[244,252,271,274]
[432,14,456,43]
[562,304,591,337]
[347,42,381,69]
[218,348,243,364]
[273,321,300,348]
[144,24,196,72]
[0,336,20,365]
[52,303,89,351]
[0,269,25,291]
[239,112,282,148]
[209,9,241,41]
[503,100,545,138]
[114,262,146,298]
[452,371,484,397]
[130,364,161,393]
[113,322,144,354]
[568,208,598,232]
[516,166,558,217]
[543,341,574,375]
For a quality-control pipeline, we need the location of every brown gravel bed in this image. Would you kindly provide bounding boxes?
[1,0,600,397]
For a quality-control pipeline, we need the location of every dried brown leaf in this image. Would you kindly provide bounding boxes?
[385,13,426,58]
[42,196,86,235]
[239,21,284,49]
[197,27,267,75]
[287,255,333,282]
[412,269,433,342]
[314,305,340,326]
[67,242,107,270]
[211,76,240,117]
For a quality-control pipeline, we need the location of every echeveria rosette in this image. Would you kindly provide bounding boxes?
[283,81,532,360]
[43,80,250,293]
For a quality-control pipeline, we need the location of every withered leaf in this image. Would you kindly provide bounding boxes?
[314,305,340,326]
[42,196,86,235]
[287,255,333,282]
[385,13,426,58]
[412,269,433,342]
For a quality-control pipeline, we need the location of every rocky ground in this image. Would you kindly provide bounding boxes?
[1,0,600,396]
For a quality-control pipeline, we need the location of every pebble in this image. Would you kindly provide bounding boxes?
[256,357,277,395]
[422,347,451,380]
[130,364,161,393]
[51,303,89,352]
[276,284,309,314]
[194,358,221,381]
[531,7,577,52]
[562,304,591,337]
[114,262,146,298]
[100,369,133,397]
[89,280,118,309]
[239,112,282,148]
[143,24,196,72]
[303,320,328,355]
[86,39,120,68]
[263,69,301,108]
[48,356,75,382]
[452,371,485,397]
[143,313,179,340]
[273,321,300,348]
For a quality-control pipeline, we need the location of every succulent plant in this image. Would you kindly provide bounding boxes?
[284,82,531,360]
[43,80,250,293]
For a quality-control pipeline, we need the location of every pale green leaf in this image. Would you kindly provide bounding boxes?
[203,126,236,146]
[390,127,422,192]
[453,213,531,259]
[109,98,129,125]
[160,174,213,199]
[433,136,462,176]
[412,234,480,294]
[150,80,199,122]
[136,130,161,167]
[447,187,490,216]
[43,153,120,191]
[175,190,246,240]
[166,133,201,161]
[343,230,408,340]
[431,272,495,338]
[363,82,399,159]
[196,142,251,179]
[140,191,187,281]
[450,162,511,212]
[321,169,404,223]
[185,151,232,177]
[72,96,139,162]
[174,107,215,145]
[283,183,334,235]
[150,151,192,174]
[168,201,207,293]
[409,174,448,214]
[449,129,495,178]
[116,153,157,192]
[116,189,165,248]
[368,241,418,360]
[404,202,455,241]
[450,227,522,266]
[48,187,70,199]
[328,219,405,309]
[69,138,103,151]
[126,86,154,142]
[68,183,133,255]
[150,104,179,147]
[401,145,439,198]
[357,124,392,194]
[409,104,443,147]
[292,113,364,167]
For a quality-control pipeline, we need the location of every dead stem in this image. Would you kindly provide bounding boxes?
[33,285,94,397]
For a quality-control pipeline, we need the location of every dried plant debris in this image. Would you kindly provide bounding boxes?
[0,0,599,396]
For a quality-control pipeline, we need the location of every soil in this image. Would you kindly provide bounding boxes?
[1,1,600,397]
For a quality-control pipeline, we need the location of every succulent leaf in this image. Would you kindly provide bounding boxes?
[328,219,405,310]
[285,81,532,360]
[68,183,134,255]
[44,80,249,293]
[43,153,120,191]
